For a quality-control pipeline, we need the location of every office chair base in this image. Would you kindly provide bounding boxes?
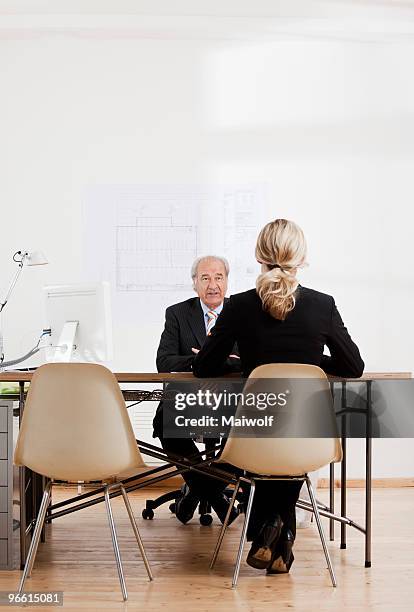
[145,487,241,526]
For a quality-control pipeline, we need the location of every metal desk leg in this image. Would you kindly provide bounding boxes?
[18,382,26,569]
[365,381,372,567]
[329,462,335,541]
[329,383,335,541]
[340,382,347,549]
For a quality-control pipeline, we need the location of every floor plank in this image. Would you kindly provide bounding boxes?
[1,486,413,611]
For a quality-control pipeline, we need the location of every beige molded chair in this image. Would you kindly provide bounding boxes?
[14,362,153,601]
[210,363,342,588]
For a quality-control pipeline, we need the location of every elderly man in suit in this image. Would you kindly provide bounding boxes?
[153,255,241,524]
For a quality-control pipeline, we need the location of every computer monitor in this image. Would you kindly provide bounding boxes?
[43,282,113,365]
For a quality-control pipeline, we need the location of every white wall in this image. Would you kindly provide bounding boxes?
[1,3,413,477]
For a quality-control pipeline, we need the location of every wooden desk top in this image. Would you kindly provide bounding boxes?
[0,371,411,383]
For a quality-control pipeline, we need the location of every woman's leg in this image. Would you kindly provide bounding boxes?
[246,480,303,541]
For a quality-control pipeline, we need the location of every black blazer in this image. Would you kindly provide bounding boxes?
[193,287,364,379]
[156,296,240,373]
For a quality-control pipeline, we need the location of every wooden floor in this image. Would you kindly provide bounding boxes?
[1,486,413,611]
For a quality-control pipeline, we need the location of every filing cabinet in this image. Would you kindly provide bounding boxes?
[0,401,13,569]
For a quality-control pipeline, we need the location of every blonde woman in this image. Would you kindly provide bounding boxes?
[193,219,364,574]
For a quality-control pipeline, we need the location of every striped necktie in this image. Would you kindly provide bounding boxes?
[206,310,218,336]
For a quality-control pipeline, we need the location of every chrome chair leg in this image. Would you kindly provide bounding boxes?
[306,475,337,587]
[19,481,52,593]
[104,485,128,601]
[119,485,153,581]
[232,479,255,589]
[210,479,241,569]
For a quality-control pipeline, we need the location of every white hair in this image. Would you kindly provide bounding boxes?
[191,255,230,284]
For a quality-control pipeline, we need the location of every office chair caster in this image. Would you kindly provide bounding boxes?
[143,490,181,520]
[199,513,213,526]
[142,508,154,520]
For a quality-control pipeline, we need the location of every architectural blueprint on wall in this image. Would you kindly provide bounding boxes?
[115,193,199,292]
[83,184,268,311]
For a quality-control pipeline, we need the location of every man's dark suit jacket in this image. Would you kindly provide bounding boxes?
[193,286,364,379]
[156,297,240,373]
[153,297,241,437]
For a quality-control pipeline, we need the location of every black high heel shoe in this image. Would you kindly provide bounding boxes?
[246,516,283,570]
[266,529,294,574]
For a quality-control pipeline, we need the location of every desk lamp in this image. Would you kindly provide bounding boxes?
[0,250,48,367]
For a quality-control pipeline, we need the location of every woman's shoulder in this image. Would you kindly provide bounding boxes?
[228,288,260,305]
[227,286,335,317]
[297,285,334,307]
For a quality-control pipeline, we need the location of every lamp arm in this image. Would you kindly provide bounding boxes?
[0,261,25,312]
[0,253,28,363]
